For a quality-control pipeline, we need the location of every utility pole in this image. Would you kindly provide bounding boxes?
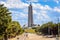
[58,18,59,37]
[48,24,50,35]
[56,17,59,40]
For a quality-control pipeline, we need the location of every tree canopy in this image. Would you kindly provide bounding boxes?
[35,22,60,35]
[0,4,24,40]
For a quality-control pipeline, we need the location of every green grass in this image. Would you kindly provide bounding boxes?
[24,28,36,33]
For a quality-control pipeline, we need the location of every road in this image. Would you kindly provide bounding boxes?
[8,33,57,40]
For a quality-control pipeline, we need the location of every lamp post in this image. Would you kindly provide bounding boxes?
[56,17,59,40]
[58,17,60,37]
[48,24,50,35]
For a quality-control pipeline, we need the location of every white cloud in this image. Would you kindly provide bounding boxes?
[54,7,60,13]
[33,10,37,14]
[10,11,28,20]
[32,3,52,11]
[44,5,52,10]
[0,1,8,7]
[26,0,39,2]
[37,11,50,20]
[0,0,60,26]
[54,0,60,4]
[20,13,28,17]
[0,0,59,12]
[0,0,29,8]
[32,3,51,21]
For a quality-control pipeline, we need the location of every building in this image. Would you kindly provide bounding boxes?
[28,3,33,27]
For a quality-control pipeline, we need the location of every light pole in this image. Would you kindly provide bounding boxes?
[48,24,50,35]
[58,18,59,37]
[56,17,59,40]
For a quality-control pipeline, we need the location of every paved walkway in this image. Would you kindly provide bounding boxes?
[8,33,57,40]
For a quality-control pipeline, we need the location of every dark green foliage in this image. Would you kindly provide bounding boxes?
[0,4,12,40]
[0,4,24,40]
[35,22,60,35]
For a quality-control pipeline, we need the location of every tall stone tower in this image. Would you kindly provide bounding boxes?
[28,3,33,27]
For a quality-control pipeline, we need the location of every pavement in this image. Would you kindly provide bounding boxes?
[8,33,58,40]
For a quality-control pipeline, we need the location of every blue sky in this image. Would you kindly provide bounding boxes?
[0,0,60,26]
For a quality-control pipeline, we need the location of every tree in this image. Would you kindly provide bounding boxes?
[0,4,24,40]
[35,22,59,35]
[0,4,12,40]
[11,21,23,35]
[8,21,24,38]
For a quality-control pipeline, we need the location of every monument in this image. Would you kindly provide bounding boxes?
[28,3,33,27]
